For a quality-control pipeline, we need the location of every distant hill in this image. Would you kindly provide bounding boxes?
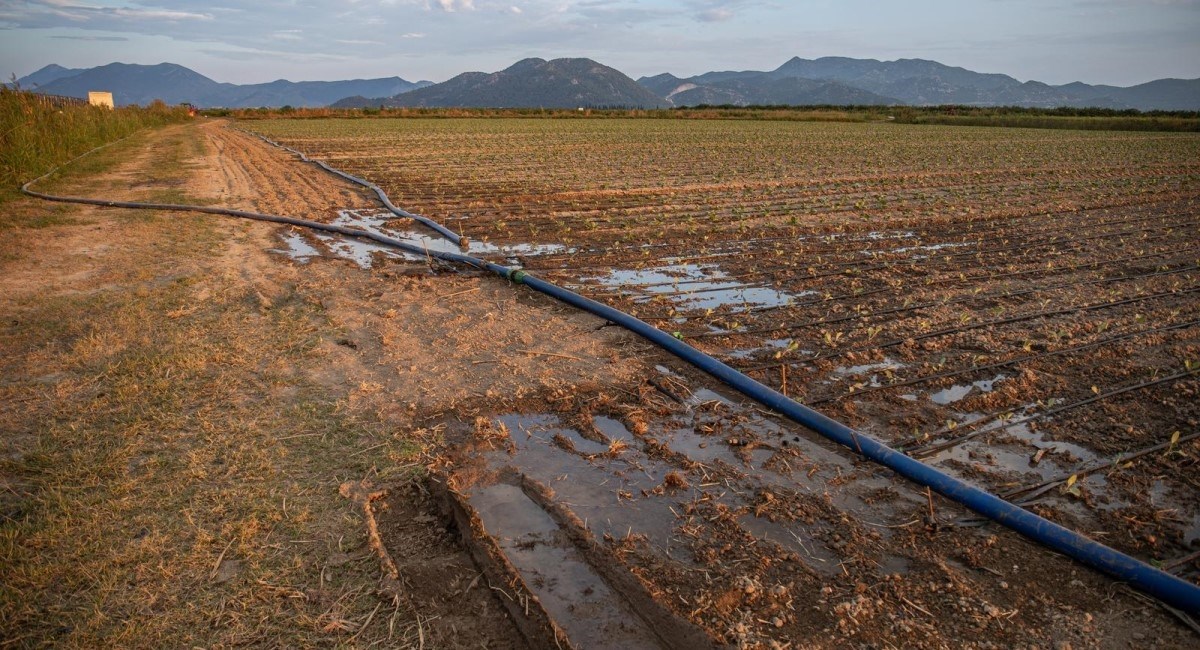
[12,64,86,90]
[334,58,667,109]
[35,62,226,106]
[23,62,431,108]
[639,57,1200,110]
[639,72,896,107]
[217,77,431,109]
[1115,78,1200,112]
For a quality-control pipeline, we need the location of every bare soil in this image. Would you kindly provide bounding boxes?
[0,121,642,647]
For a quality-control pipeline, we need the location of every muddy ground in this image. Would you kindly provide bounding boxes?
[1,119,1197,648]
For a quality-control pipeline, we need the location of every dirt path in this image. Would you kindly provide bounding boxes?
[0,120,645,648]
[1,120,1196,648]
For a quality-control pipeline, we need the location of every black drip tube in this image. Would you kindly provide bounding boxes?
[18,126,1200,617]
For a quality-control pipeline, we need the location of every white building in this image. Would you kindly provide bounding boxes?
[88,91,114,109]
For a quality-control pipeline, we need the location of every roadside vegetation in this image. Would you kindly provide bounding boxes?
[214,103,1200,131]
[888,104,1200,131]
[0,87,189,204]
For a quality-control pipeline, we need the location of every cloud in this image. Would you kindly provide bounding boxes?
[50,33,127,40]
[696,8,732,21]
[111,8,211,21]
[688,0,764,22]
[7,1,212,24]
[434,0,476,11]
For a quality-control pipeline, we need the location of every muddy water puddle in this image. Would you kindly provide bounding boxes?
[831,358,907,386]
[891,241,974,257]
[929,374,1007,405]
[449,377,931,635]
[272,208,571,268]
[581,263,804,310]
[727,338,804,361]
[470,483,664,648]
[919,403,1200,543]
[269,231,321,263]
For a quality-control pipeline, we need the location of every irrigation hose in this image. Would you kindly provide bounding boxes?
[18,125,1200,617]
[241,130,469,248]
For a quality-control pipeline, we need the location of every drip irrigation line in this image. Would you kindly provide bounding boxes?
[603,209,1193,292]
[702,263,1198,342]
[743,284,1200,373]
[531,233,909,271]
[517,173,1193,258]
[580,227,1189,311]
[591,218,1195,298]
[808,317,1200,406]
[521,191,1192,275]
[638,286,896,322]
[21,123,1200,616]
[635,246,1186,323]
[525,195,1194,268]
[748,243,1186,318]
[240,129,469,248]
[1001,432,1200,504]
[905,368,1200,458]
[1164,550,1200,574]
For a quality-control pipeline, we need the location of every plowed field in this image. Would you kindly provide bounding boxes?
[246,117,1200,647]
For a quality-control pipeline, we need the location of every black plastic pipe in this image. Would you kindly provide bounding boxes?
[21,185,485,270]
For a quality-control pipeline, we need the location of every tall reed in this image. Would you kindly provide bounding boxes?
[0,87,189,202]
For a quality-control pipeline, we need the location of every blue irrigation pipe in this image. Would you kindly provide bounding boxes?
[505,270,1200,615]
[23,125,1200,617]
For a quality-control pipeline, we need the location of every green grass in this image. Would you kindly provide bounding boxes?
[220,104,1200,132]
[891,112,1200,132]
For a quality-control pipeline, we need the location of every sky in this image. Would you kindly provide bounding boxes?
[1,1,1197,87]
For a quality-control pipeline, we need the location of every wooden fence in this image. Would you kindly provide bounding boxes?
[25,92,89,109]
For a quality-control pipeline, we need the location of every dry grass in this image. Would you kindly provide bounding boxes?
[0,125,431,648]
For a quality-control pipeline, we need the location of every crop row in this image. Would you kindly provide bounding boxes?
[247,117,1200,569]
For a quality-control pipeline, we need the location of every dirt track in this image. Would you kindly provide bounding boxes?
[1,120,1197,648]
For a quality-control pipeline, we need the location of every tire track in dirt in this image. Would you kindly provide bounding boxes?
[198,123,376,219]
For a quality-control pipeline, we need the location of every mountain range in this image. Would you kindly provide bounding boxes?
[333,58,666,109]
[13,57,1200,111]
[14,62,432,108]
[642,57,1200,111]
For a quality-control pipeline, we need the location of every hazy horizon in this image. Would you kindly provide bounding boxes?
[2,1,1198,87]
